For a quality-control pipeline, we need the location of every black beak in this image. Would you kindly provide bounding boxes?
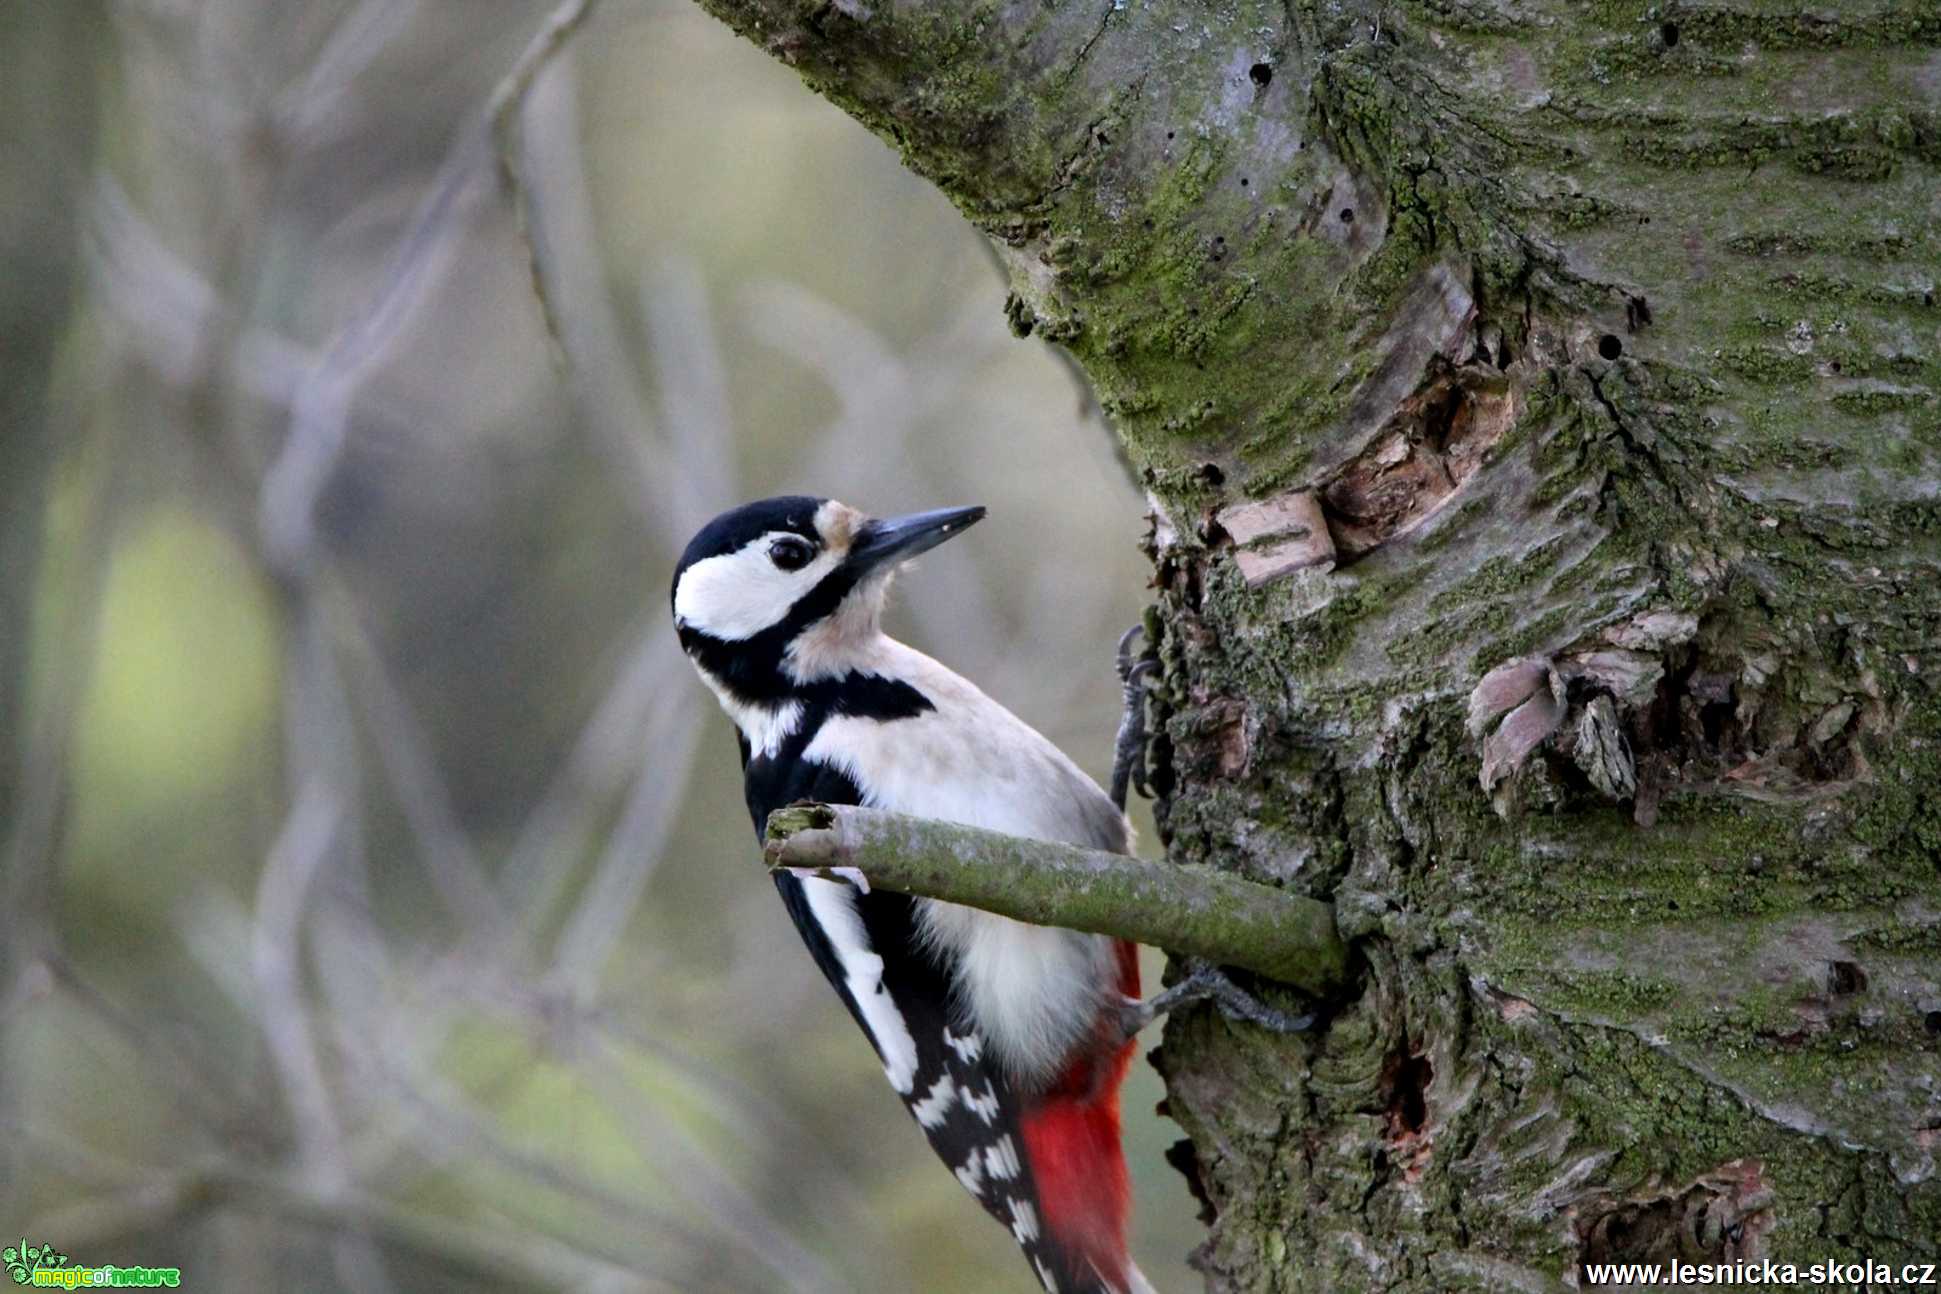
[849,505,986,574]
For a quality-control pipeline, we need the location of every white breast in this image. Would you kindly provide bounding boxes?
[802,639,1129,1085]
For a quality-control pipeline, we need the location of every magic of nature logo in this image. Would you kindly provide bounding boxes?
[5,1238,180,1288]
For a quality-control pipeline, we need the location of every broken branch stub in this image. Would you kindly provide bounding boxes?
[1219,490,1336,585]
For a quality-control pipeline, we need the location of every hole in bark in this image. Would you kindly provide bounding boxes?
[1396,1060,1429,1132]
[1179,558,1204,611]
[1197,461,1226,487]
[1382,1049,1432,1135]
[1598,333,1624,360]
[1926,1010,1941,1034]
[1239,176,1249,187]
[1627,295,1653,332]
[1166,130,1176,140]
[1249,61,1273,87]
[1320,366,1517,560]
[1831,360,1843,373]
[1339,207,1355,223]
[1925,290,1935,308]
[1698,695,1733,746]
[1580,1161,1771,1267]
[1828,961,1867,996]
[1638,620,1876,797]
[1660,20,1680,46]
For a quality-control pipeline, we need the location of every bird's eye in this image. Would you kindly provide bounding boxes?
[768,537,815,571]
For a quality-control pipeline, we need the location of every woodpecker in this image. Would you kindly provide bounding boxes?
[672,495,1159,1294]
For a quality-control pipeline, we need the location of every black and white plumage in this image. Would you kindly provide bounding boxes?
[672,497,1154,1294]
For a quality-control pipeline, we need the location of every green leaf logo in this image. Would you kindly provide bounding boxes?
[4,1239,67,1284]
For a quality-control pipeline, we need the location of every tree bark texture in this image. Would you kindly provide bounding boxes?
[683,0,1941,1286]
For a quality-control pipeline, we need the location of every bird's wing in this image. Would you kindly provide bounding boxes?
[753,755,1134,1294]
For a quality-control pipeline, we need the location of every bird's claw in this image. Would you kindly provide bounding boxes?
[1120,958,1318,1040]
[1115,624,1145,684]
[1110,625,1159,811]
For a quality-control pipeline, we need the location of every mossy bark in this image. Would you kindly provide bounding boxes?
[685,0,1941,1286]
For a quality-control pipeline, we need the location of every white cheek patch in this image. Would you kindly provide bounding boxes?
[673,538,840,641]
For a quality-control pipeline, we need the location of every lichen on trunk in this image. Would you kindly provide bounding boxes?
[686,0,1941,1285]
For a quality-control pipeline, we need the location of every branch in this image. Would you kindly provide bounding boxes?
[764,805,1348,996]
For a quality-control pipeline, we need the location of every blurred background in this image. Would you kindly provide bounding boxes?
[0,2,1193,1290]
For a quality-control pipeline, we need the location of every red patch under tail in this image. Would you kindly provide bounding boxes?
[1017,939,1142,1293]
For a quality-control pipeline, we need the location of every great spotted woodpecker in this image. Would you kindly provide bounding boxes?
[672,496,1157,1294]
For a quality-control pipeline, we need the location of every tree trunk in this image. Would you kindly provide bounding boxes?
[683,0,1941,1285]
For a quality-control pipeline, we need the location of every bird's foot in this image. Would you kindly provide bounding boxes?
[1109,624,1159,812]
[1120,958,1318,1039]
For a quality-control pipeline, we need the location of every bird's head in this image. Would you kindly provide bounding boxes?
[671,496,984,704]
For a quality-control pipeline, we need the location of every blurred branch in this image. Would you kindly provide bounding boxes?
[766,805,1350,994]
[415,961,891,1278]
[223,846,743,1286]
[0,427,126,973]
[342,1038,720,1281]
[27,1162,654,1292]
[571,1028,845,1294]
[641,258,740,532]
[250,776,395,1294]
[745,280,1009,664]
[515,53,663,527]
[546,685,702,994]
[38,956,242,1133]
[491,0,601,355]
[252,779,351,1173]
[0,11,111,1104]
[260,0,602,583]
[521,49,737,545]
[84,174,434,444]
[331,581,517,941]
[281,0,419,144]
[498,620,690,923]
[258,135,481,581]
